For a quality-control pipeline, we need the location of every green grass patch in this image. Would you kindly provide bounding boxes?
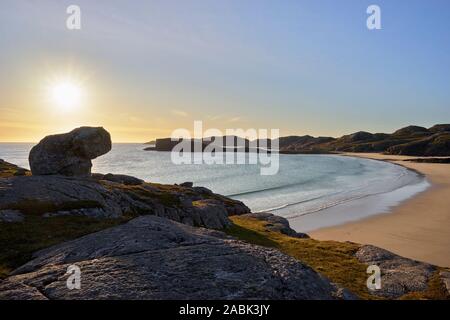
[0,161,30,178]
[0,214,134,279]
[106,183,181,208]
[225,222,279,248]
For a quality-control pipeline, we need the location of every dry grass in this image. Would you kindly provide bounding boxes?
[0,161,30,178]
[0,214,135,279]
[227,216,375,299]
[227,215,449,300]
[400,271,449,300]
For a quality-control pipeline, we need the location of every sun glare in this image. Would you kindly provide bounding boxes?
[49,81,83,111]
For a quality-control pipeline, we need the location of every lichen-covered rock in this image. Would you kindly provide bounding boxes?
[0,162,248,228]
[0,175,124,218]
[355,245,436,298]
[29,127,111,177]
[440,271,450,296]
[0,280,48,300]
[186,199,231,229]
[180,181,193,188]
[241,212,310,238]
[92,173,144,185]
[193,186,213,195]
[0,216,346,300]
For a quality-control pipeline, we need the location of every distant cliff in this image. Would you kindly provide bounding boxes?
[146,124,450,156]
[310,124,450,156]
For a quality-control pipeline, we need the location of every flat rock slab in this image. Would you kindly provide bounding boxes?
[0,175,124,218]
[0,216,343,300]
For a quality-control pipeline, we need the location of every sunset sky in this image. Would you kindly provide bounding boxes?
[0,0,449,142]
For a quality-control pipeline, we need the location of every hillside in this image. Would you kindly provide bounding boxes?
[276,124,450,156]
[147,124,450,156]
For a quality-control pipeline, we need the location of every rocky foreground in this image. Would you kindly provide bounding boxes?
[1,127,449,300]
[0,215,345,300]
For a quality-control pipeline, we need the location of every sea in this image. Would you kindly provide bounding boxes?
[0,143,429,232]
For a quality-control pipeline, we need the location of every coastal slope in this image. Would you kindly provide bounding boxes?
[0,158,448,300]
[1,127,449,300]
[311,153,450,267]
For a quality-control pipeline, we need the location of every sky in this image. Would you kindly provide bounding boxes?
[0,0,449,142]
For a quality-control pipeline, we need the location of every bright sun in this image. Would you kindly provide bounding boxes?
[50,81,83,110]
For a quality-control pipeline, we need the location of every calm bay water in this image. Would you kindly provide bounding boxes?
[0,143,428,232]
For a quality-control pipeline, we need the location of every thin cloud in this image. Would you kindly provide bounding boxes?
[171,110,188,117]
[207,115,222,121]
[228,117,241,123]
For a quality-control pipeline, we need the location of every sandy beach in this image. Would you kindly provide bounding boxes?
[310,153,450,267]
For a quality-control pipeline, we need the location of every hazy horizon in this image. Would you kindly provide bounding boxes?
[0,122,446,144]
[1,0,449,143]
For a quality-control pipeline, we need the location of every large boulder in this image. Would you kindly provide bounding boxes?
[29,127,111,177]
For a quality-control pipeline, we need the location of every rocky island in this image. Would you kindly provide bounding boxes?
[1,127,449,300]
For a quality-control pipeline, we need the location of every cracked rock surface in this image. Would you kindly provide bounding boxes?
[355,245,436,298]
[0,168,249,228]
[0,216,345,300]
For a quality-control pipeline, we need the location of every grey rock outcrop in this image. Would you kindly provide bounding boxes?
[355,245,436,298]
[0,175,123,218]
[92,173,144,186]
[29,127,111,177]
[180,181,193,188]
[184,199,231,229]
[440,271,450,296]
[0,215,345,300]
[241,212,310,238]
[0,163,249,227]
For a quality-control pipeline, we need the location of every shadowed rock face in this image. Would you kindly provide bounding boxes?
[0,171,249,227]
[29,127,111,177]
[0,216,344,300]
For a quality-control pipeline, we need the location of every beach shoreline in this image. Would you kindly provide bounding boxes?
[310,153,450,267]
